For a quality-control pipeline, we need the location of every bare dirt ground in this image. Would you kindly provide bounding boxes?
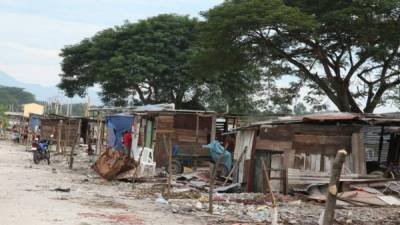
[0,140,204,225]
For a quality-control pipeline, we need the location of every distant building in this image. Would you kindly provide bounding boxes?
[4,112,24,128]
[23,103,44,118]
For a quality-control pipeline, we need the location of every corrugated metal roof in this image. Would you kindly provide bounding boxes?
[235,112,400,130]
[302,113,362,122]
[363,117,400,125]
[4,111,23,116]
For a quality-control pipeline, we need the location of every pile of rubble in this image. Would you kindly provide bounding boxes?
[88,149,400,225]
[161,191,400,225]
[293,183,400,207]
[141,171,400,225]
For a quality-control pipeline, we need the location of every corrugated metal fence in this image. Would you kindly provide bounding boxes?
[362,126,390,162]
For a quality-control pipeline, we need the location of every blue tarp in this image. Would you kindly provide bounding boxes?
[106,114,134,151]
[202,140,232,170]
[28,115,41,131]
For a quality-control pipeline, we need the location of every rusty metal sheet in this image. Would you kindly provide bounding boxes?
[259,125,293,141]
[302,113,362,122]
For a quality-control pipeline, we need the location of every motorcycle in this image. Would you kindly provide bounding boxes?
[32,139,50,165]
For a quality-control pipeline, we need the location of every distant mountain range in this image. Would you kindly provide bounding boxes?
[0,70,101,104]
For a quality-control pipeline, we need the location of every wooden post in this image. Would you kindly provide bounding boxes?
[283,149,295,194]
[195,113,199,142]
[162,134,172,200]
[208,145,227,214]
[99,120,105,153]
[377,126,384,163]
[261,159,277,205]
[96,112,102,155]
[223,146,248,186]
[69,120,81,169]
[168,135,173,200]
[194,113,199,172]
[261,158,278,225]
[56,120,62,153]
[208,163,215,214]
[352,132,366,175]
[210,115,216,141]
[63,119,71,156]
[321,149,347,225]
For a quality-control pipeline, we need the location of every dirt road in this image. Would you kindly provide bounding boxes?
[0,140,204,225]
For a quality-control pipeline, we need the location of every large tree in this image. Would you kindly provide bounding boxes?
[199,0,400,113]
[195,65,266,113]
[59,14,204,108]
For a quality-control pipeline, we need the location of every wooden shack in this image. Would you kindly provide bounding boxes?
[131,110,217,168]
[40,116,98,148]
[40,117,80,147]
[233,113,400,193]
[4,112,24,129]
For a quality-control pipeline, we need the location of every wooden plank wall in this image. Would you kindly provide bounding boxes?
[257,124,358,156]
[234,130,256,184]
[249,123,362,192]
[153,114,213,167]
[291,124,356,155]
[41,119,80,147]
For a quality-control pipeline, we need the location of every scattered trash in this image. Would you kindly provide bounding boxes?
[377,195,400,206]
[384,181,400,196]
[215,183,240,193]
[212,193,225,201]
[155,194,169,205]
[189,180,207,189]
[51,187,71,192]
[176,173,195,181]
[195,201,202,210]
[353,186,382,194]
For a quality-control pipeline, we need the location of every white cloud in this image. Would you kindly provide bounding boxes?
[0,42,59,64]
[0,12,103,85]
[0,63,60,85]
[0,0,223,86]
[0,12,102,48]
[0,0,223,98]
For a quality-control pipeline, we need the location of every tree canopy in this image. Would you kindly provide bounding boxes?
[199,0,400,113]
[59,14,205,108]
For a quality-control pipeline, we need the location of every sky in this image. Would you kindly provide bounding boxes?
[0,0,223,86]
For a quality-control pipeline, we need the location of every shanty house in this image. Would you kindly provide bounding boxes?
[233,113,400,193]
[90,104,239,174]
[131,110,217,171]
[40,116,98,150]
[4,111,24,128]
